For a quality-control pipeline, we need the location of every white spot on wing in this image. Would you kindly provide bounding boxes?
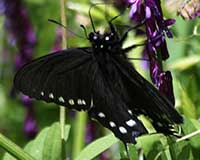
[128,110,132,115]
[98,112,105,118]
[82,100,86,105]
[77,99,82,105]
[90,98,94,108]
[126,119,136,127]
[119,126,127,134]
[100,45,103,48]
[41,91,44,96]
[68,99,75,105]
[49,93,54,99]
[109,121,116,127]
[58,97,65,103]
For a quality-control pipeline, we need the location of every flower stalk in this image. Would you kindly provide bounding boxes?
[59,0,67,140]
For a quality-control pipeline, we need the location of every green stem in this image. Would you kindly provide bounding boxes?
[0,133,36,160]
[72,112,87,159]
[176,129,200,142]
[59,0,67,140]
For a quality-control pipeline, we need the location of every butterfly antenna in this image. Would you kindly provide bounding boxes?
[89,2,116,33]
[48,19,86,39]
[80,25,88,39]
[89,4,97,33]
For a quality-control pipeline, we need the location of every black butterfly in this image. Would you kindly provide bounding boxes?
[14,19,183,144]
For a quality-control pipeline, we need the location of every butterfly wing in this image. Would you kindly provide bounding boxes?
[112,56,183,135]
[14,47,95,111]
[88,61,148,143]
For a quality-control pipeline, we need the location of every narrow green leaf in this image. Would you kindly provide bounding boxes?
[75,134,118,160]
[3,153,16,160]
[178,83,197,118]
[119,143,139,160]
[168,55,200,71]
[0,133,36,160]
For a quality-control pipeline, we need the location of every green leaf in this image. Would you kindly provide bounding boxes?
[42,122,62,160]
[178,83,197,118]
[119,143,139,160]
[181,117,200,149]
[170,141,193,160]
[24,122,70,160]
[64,125,71,142]
[24,126,50,160]
[137,134,168,160]
[75,134,118,160]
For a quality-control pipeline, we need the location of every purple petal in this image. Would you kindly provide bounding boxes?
[165,19,176,26]
[150,57,162,85]
[129,3,138,17]
[145,6,151,19]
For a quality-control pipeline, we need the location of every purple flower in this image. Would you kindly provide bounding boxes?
[0,0,36,69]
[129,0,144,22]
[1,0,38,137]
[128,0,175,105]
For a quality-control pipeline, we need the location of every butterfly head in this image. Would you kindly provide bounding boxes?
[88,30,120,51]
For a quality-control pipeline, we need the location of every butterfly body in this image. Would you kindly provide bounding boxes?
[14,22,183,144]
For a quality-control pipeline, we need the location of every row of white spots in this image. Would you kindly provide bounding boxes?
[97,111,136,134]
[40,91,86,105]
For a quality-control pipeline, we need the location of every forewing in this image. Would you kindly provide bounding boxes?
[112,56,183,134]
[14,48,95,111]
[88,63,147,144]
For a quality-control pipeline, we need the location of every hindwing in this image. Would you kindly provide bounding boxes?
[112,56,183,134]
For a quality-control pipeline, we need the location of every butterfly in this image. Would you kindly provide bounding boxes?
[14,19,183,144]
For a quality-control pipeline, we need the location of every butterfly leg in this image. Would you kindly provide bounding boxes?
[119,20,146,45]
[122,31,164,53]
